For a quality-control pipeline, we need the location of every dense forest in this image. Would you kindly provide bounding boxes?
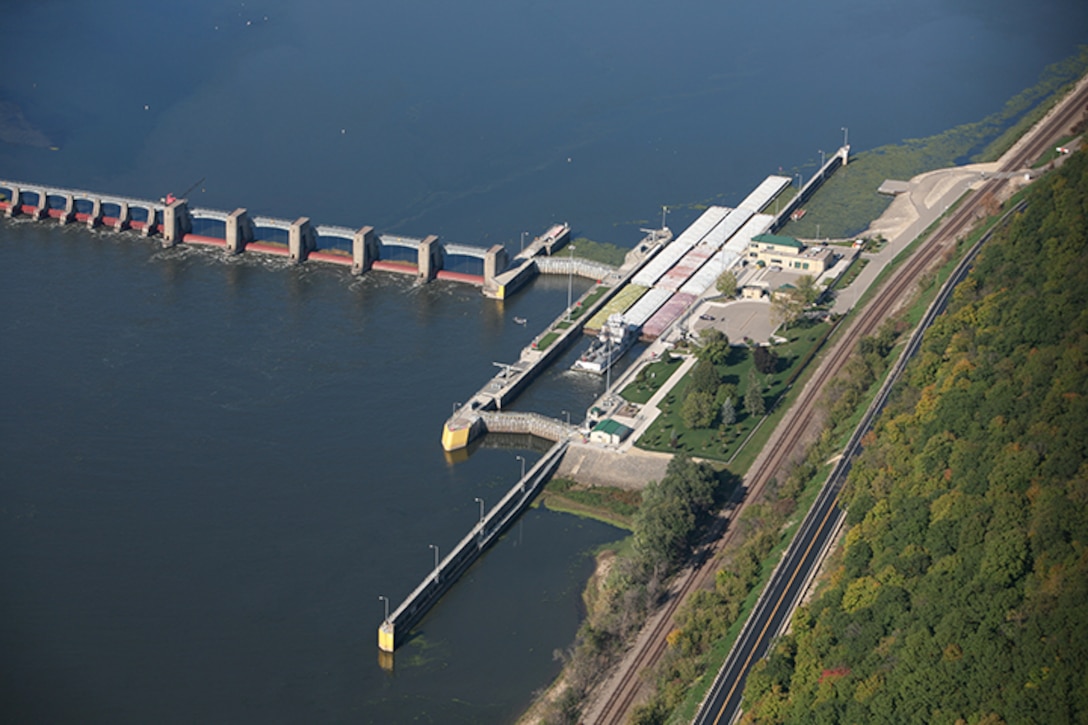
[740,149,1088,723]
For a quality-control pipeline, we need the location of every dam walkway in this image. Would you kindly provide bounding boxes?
[0,177,551,296]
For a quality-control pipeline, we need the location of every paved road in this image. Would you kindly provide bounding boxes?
[695,476,847,725]
[831,164,993,315]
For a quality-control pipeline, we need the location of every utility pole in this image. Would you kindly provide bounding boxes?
[378,595,389,622]
[566,244,576,321]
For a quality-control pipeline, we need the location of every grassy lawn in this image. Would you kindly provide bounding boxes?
[536,331,559,350]
[635,319,832,462]
[620,354,685,404]
[580,285,611,310]
[539,477,641,530]
[825,255,868,293]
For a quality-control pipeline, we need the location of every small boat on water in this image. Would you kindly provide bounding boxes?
[513,316,527,326]
[572,313,639,374]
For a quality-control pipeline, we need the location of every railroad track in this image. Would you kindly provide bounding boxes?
[590,77,1088,725]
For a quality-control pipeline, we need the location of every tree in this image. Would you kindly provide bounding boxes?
[633,454,718,570]
[745,370,766,417]
[716,270,738,298]
[662,453,717,515]
[753,345,779,374]
[716,382,739,406]
[720,397,736,427]
[689,359,721,395]
[795,274,820,305]
[633,483,694,568]
[697,327,731,365]
[771,289,805,329]
[682,390,716,429]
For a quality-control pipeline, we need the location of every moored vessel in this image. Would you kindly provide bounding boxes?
[572,314,639,374]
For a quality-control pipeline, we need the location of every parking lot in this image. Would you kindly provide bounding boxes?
[689,298,779,345]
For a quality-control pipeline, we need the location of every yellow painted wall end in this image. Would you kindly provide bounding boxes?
[442,421,471,451]
[378,622,395,652]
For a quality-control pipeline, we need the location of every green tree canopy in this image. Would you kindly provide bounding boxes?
[770,290,805,329]
[697,327,731,365]
[745,368,766,417]
[689,358,721,395]
[795,274,820,305]
[740,147,1088,725]
[682,390,716,429]
[716,270,738,297]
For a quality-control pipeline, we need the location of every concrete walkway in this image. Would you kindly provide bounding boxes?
[617,353,699,452]
[831,163,999,314]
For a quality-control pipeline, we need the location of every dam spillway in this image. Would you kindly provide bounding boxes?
[0,178,562,297]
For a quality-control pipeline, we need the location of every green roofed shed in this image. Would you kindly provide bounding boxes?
[590,418,633,445]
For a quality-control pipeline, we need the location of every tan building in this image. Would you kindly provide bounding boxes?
[748,233,835,275]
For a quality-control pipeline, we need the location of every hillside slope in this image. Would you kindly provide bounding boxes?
[740,150,1088,724]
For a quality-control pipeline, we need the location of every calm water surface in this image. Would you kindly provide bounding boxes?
[1,1,1085,722]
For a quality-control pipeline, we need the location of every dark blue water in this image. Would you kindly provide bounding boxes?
[1,1,1085,723]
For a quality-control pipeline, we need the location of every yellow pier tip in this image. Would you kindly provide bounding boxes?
[378,621,395,652]
[442,418,472,451]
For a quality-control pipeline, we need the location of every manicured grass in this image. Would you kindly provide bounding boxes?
[620,355,685,404]
[636,319,832,462]
[580,285,611,309]
[826,256,868,293]
[537,331,559,350]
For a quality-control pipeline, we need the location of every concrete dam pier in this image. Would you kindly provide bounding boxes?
[0,178,556,296]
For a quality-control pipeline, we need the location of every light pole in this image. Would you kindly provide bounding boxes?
[520,231,527,253]
[452,401,461,415]
[566,244,576,321]
[819,149,825,177]
[474,496,484,524]
[515,455,526,480]
[795,172,802,190]
[561,409,571,426]
[605,333,612,399]
[661,205,668,231]
[428,544,439,572]
[841,126,848,148]
[378,595,389,622]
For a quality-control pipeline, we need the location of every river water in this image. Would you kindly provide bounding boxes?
[1,2,1084,723]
